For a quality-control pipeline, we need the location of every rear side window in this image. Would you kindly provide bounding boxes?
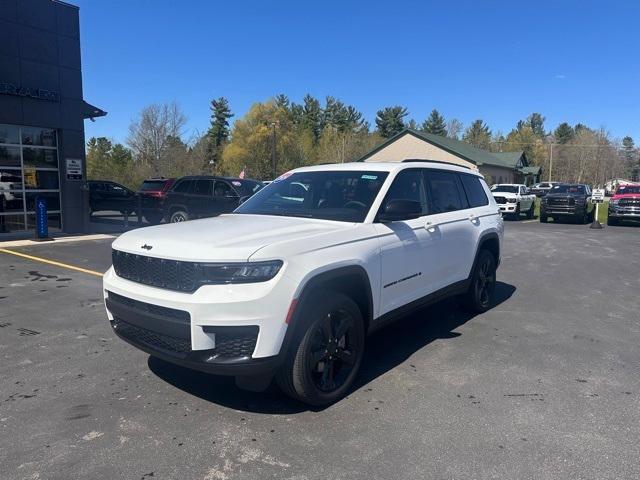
[194,179,213,196]
[425,170,468,213]
[214,181,234,197]
[173,180,192,193]
[459,174,489,207]
[140,180,166,191]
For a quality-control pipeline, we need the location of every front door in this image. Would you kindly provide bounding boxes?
[375,168,445,316]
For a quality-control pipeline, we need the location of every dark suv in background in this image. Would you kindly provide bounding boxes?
[88,180,136,215]
[540,183,594,224]
[163,176,263,223]
[137,177,175,224]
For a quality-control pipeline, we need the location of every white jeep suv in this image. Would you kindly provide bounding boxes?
[103,162,503,405]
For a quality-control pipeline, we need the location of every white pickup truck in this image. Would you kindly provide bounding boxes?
[490,184,536,220]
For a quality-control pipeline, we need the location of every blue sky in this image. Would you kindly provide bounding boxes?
[76,0,640,144]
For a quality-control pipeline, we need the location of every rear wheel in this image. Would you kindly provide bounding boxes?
[276,292,365,406]
[462,250,497,314]
[170,210,189,223]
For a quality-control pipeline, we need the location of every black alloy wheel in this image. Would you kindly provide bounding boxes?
[463,250,497,313]
[276,292,365,406]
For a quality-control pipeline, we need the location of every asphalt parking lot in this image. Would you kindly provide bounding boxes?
[1,221,639,480]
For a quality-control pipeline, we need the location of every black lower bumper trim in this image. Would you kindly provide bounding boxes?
[111,320,281,376]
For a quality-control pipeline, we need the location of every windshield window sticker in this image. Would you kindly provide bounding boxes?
[361,174,378,180]
[274,171,293,182]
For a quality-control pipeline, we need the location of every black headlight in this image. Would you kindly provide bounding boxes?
[200,260,283,284]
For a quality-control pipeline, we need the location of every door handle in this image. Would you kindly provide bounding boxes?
[425,221,438,233]
[468,214,479,223]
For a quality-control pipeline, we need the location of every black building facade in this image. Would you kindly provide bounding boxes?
[0,0,104,236]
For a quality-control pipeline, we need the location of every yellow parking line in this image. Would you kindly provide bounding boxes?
[521,219,538,223]
[0,248,104,278]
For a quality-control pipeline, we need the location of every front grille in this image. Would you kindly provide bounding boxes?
[112,318,191,356]
[494,196,506,204]
[112,250,200,292]
[547,197,575,206]
[107,291,190,323]
[619,198,640,207]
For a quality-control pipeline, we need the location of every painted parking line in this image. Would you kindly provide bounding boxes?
[521,219,538,223]
[0,248,104,278]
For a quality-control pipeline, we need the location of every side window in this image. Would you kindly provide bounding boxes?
[459,174,489,208]
[214,181,234,197]
[381,169,428,216]
[425,170,468,213]
[173,180,192,194]
[194,179,213,196]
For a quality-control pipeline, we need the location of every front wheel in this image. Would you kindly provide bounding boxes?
[607,216,618,226]
[276,292,365,406]
[462,250,497,314]
[170,210,189,223]
[511,203,521,220]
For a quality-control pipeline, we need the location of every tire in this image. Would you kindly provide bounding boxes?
[170,210,189,223]
[462,250,497,314]
[512,203,520,220]
[607,216,617,226]
[540,214,548,223]
[581,210,589,224]
[276,291,365,406]
[526,201,535,219]
[144,212,163,224]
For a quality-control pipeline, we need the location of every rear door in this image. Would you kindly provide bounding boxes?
[422,170,477,287]
[191,179,214,218]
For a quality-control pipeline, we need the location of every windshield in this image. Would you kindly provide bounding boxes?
[617,185,640,195]
[552,184,586,194]
[491,185,519,193]
[229,179,263,197]
[235,170,388,222]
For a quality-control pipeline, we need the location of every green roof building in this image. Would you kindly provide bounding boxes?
[359,129,542,185]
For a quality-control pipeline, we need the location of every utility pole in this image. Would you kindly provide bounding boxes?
[548,143,553,181]
[271,122,277,179]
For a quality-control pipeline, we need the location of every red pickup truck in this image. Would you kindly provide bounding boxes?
[608,184,640,226]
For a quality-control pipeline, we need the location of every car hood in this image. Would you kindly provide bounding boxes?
[545,193,586,198]
[612,194,640,200]
[111,214,352,262]
[491,191,518,198]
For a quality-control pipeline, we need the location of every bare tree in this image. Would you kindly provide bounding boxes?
[446,118,463,139]
[127,102,187,174]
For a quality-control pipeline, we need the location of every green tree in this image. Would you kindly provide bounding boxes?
[421,109,447,136]
[462,120,492,150]
[86,137,139,188]
[207,97,233,167]
[301,94,323,143]
[375,106,408,138]
[527,113,546,137]
[554,122,575,144]
[503,125,547,167]
[622,136,638,180]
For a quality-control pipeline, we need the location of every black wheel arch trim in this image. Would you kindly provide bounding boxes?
[279,265,374,361]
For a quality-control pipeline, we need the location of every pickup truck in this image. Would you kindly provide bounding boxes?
[490,184,536,220]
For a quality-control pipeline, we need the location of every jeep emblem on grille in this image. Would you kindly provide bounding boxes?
[141,244,153,251]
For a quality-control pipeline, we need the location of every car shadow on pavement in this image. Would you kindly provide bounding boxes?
[148,281,516,414]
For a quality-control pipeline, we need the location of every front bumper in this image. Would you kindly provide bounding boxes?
[608,206,640,218]
[541,205,587,216]
[498,203,517,213]
[103,266,296,375]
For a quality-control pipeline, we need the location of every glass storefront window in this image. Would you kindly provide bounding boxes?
[27,213,61,230]
[0,125,62,235]
[25,192,61,212]
[0,214,26,232]
[23,169,60,190]
[21,127,57,147]
[0,146,22,167]
[0,124,20,144]
[23,148,58,169]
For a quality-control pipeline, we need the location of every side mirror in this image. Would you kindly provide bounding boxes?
[379,199,422,222]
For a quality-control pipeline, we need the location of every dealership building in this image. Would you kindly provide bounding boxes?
[0,0,104,237]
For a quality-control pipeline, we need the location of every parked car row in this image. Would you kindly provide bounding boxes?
[88,175,264,224]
